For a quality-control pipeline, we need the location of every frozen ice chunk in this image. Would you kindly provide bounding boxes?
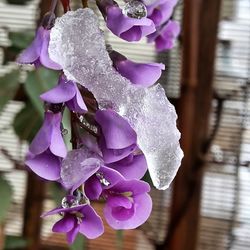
[49,8,183,190]
[61,148,102,190]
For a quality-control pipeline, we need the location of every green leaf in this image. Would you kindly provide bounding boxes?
[9,31,34,50]
[24,68,59,116]
[0,70,20,113]
[4,236,28,249]
[0,175,13,223]
[70,235,85,250]
[13,102,42,143]
[49,183,66,205]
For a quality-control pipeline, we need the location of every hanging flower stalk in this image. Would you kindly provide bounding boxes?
[17,0,183,244]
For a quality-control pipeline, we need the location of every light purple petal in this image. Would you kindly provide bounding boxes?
[100,137,137,164]
[107,195,132,209]
[79,205,104,239]
[49,113,67,158]
[108,154,148,179]
[40,79,76,103]
[25,151,61,181]
[16,27,43,64]
[95,109,137,149]
[112,179,151,196]
[115,60,165,87]
[52,215,75,233]
[29,112,52,155]
[104,193,152,229]
[39,29,62,70]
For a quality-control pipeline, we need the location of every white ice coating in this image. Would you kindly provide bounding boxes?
[49,8,183,190]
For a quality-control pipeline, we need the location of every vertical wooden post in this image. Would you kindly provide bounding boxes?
[22,173,45,250]
[164,1,222,250]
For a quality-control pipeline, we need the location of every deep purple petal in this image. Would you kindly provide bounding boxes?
[107,195,132,209]
[115,60,165,87]
[78,205,104,239]
[111,204,135,221]
[95,109,137,149]
[40,80,76,103]
[25,151,61,181]
[104,193,152,229]
[67,224,80,244]
[108,154,148,179]
[85,176,103,200]
[39,29,62,70]
[52,215,75,233]
[16,27,43,64]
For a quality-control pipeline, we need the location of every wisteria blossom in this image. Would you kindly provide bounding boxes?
[17,0,182,244]
[109,50,165,87]
[40,75,87,113]
[42,203,104,243]
[147,20,180,51]
[97,0,155,41]
[17,26,62,70]
[145,0,178,26]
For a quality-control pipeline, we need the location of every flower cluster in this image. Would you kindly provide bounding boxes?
[17,0,180,245]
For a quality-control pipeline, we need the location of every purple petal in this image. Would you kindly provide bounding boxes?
[112,179,151,196]
[108,154,148,179]
[41,204,87,217]
[95,109,137,149]
[78,205,104,239]
[39,29,62,70]
[107,195,132,209]
[104,193,152,229]
[25,151,61,181]
[106,7,155,41]
[49,113,67,158]
[115,60,165,87]
[29,112,52,155]
[84,176,103,200]
[66,83,87,113]
[52,215,75,233]
[67,224,80,244]
[16,27,43,64]
[40,79,76,103]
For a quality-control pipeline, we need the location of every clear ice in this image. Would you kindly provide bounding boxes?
[61,148,102,190]
[49,8,183,190]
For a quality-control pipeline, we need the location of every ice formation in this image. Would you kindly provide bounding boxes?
[49,8,183,190]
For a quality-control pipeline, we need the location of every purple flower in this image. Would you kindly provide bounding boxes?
[95,109,138,164]
[17,26,62,70]
[25,112,67,181]
[147,20,180,51]
[85,169,152,230]
[110,50,165,87]
[42,203,104,243]
[40,75,87,114]
[97,0,155,41]
[145,0,178,26]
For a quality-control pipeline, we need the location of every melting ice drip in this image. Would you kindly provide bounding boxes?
[48,8,183,190]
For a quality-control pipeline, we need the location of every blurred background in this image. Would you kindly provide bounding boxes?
[0,0,250,249]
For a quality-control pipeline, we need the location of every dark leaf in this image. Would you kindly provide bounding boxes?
[9,31,34,50]
[13,102,42,143]
[4,236,28,249]
[0,175,13,223]
[24,68,59,116]
[0,70,20,113]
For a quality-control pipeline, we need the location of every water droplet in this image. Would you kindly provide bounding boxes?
[61,128,68,136]
[61,195,79,208]
[96,172,111,187]
[122,0,147,19]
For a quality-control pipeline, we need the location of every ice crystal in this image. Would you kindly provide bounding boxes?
[49,8,183,190]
